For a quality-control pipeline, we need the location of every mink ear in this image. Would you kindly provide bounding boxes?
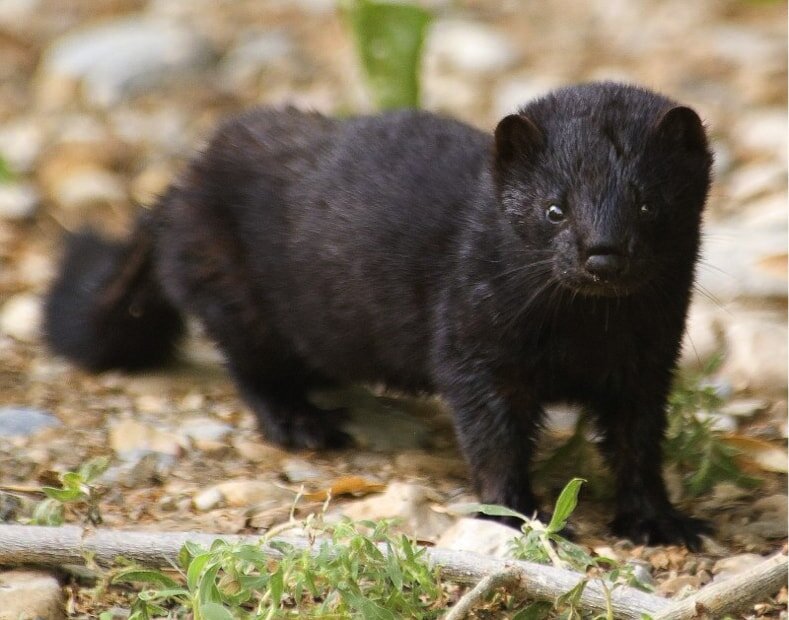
[655,106,708,152]
[494,114,543,164]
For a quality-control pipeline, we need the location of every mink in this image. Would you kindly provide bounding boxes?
[44,82,713,548]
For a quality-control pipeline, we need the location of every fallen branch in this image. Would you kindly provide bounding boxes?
[653,552,787,620]
[443,567,521,620]
[0,523,667,619]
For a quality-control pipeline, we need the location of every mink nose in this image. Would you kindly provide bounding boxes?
[585,252,626,278]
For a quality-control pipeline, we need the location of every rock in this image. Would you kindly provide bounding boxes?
[743,517,787,540]
[179,416,233,451]
[493,76,563,118]
[436,517,519,558]
[720,309,788,393]
[727,162,786,206]
[658,574,701,597]
[220,30,294,89]
[340,482,453,541]
[101,452,175,488]
[37,17,212,108]
[194,480,294,511]
[0,118,44,174]
[0,183,39,221]
[719,398,770,418]
[627,560,656,588]
[49,166,125,213]
[753,494,788,519]
[281,458,324,483]
[393,451,467,479]
[0,406,60,437]
[680,301,723,368]
[426,20,518,73]
[232,438,288,465]
[0,293,41,342]
[713,553,766,581]
[700,222,787,301]
[732,108,787,162]
[109,419,182,457]
[0,569,63,620]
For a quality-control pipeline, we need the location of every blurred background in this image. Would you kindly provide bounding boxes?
[0,0,786,589]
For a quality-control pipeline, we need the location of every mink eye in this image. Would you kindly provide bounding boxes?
[639,203,656,219]
[545,204,565,224]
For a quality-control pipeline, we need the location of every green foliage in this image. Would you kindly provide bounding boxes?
[664,361,760,497]
[115,517,443,619]
[0,156,13,184]
[342,0,431,110]
[470,479,651,620]
[29,456,110,526]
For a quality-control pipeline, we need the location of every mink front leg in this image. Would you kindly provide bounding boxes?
[439,364,545,522]
[591,386,711,550]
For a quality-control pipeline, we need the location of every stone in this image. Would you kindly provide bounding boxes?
[699,222,787,301]
[658,574,701,597]
[393,451,467,479]
[282,458,324,483]
[493,76,563,118]
[0,569,63,620]
[0,118,44,174]
[732,108,787,162]
[49,167,125,212]
[436,517,519,558]
[194,480,294,511]
[179,417,233,448]
[0,183,39,220]
[713,553,766,581]
[753,494,788,518]
[719,398,770,418]
[232,438,288,465]
[0,406,60,437]
[0,293,41,342]
[220,30,294,89]
[627,560,656,588]
[720,310,788,393]
[426,20,517,74]
[109,419,182,457]
[100,452,175,488]
[37,17,212,108]
[341,482,453,541]
[727,162,786,206]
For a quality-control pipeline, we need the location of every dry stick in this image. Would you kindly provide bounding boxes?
[0,524,667,619]
[443,567,521,620]
[653,552,788,620]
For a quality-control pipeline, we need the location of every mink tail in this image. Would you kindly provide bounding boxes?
[44,211,185,371]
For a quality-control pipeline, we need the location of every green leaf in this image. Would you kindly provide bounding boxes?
[42,486,82,502]
[198,602,235,620]
[111,567,181,589]
[186,552,213,592]
[269,564,284,607]
[31,498,65,525]
[453,502,531,523]
[0,157,13,184]
[547,478,585,534]
[342,0,431,110]
[79,456,110,482]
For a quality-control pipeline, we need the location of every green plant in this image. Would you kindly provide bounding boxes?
[664,362,760,497]
[342,0,431,110]
[464,479,651,620]
[0,156,13,184]
[29,456,110,526]
[113,515,444,619]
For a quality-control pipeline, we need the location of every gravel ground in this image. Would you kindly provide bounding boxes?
[0,0,786,617]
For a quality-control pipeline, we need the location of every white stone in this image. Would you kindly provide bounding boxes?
[0,119,45,173]
[0,183,39,220]
[493,76,563,118]
[37,17,211,107]
[193,480,294,511]
[51,168,125,212]
[179,417,233,444]
[436,517,519,558]
[0,569,63,620]
[341,482,453,541]
[0,293,41,342]
[713,553,766,581]
[721,309,788,393]
[427,20,517,74]
[220,31,294,89]
[733,108,787,162]
[109,419,182,457]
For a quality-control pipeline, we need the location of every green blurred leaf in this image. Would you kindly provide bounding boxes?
[198,602,234,620]
[42,486,82,502]
[112,567,181,589]
[343,0,431,109]
[547,478,584,534]
[0,157,12,184]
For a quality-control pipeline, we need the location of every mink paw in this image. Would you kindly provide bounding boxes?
[610,510,711,551]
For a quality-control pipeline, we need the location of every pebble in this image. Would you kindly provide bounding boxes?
[719,398,770,418]
[281,457,324,483]
[340,482,453,541]
[436,517,519,558]
[109,418,182,457]
[193,479,294,511]
[732,108,787,162]
[721,310,788,393]
[37,17,213,108]
[713,553,766,581]
[0,118,44,174]
[0,183,39,221]
[49,167,125,213]
[727,162,786,206]
[658,574,701,597]
[427,20,518,74]
[0,406,60,437]
[627,560,656,588]
[0,569,63,620]
[179,416,233,449]
[232,437,288,465]
[220,30,294,89]
[393,451,467,479]
[0,293,41,342]
[101,452,175,488]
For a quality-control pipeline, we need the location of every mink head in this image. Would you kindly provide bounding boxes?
[493,82,713,297]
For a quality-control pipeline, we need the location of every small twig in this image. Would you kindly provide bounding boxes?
[653,552,787,620]
[443,567,521,620]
